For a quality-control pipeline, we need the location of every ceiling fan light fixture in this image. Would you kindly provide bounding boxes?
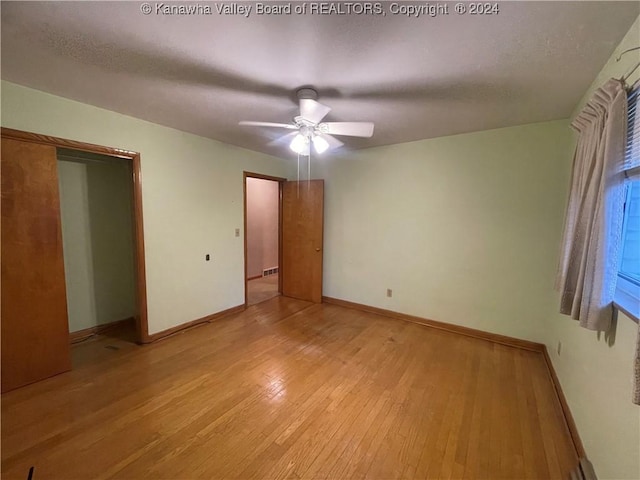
[312,135,329,154]
[240,87,374,155]
[289,133,308,154]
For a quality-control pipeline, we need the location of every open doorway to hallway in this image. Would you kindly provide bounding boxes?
[244,173,283,306]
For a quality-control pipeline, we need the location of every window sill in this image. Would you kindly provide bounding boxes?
[614,288,640,324]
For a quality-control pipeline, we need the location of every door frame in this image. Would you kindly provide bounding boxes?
[243,171,286,307]
[1,127,150,343]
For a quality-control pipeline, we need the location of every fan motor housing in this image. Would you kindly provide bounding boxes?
[296,88,318,101]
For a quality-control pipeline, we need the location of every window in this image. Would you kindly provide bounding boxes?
[616,86,640,318]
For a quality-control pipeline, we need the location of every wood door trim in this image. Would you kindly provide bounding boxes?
[131,153,150,343]
[1,127,137,159]
[1,127,150,344]
[243,171,287,183]
[243,172,286,307]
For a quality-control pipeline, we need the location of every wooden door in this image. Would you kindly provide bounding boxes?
[281,180,324,303]
[1,138,71,392]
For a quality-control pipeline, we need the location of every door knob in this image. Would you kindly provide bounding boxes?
[315,247,321,252]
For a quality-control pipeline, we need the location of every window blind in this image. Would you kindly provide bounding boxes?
[619,86,640,283]
[625,87,640,179]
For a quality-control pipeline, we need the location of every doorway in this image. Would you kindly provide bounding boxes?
[57,148,138,348]
[244,172,285,306]
[243,173,325,307]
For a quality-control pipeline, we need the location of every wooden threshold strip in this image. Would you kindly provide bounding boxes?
[322,295,586,461]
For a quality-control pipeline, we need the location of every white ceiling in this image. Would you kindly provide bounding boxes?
[2,1,638,157]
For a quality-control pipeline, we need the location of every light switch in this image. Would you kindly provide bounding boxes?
[235,228,240,237]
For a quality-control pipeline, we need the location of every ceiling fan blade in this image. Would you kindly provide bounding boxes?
[268,131,298,146]
[321,122,374,138]
[319,134,344,150]
[299,99,331,124]
[239,121,297,129]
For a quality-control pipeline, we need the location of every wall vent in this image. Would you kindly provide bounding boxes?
[262,267,279,277]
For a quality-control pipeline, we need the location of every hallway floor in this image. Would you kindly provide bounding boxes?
[247,274,279,306]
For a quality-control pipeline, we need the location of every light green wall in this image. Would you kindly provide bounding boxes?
[543,16,640,480]
[58,157,137,332]
[319,119,572,342]
[1,80,291,335]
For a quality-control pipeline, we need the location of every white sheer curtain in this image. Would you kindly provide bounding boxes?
[556,78,627,331]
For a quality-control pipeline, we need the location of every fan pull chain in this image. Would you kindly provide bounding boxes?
[297,153,300,198]
[307,149,311,191]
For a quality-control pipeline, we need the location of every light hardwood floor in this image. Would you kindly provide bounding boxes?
[1,297,578,479]
[247,274,280,306]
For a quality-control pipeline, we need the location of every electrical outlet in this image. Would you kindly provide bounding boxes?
[557,341,562,356]
[205,254,210,261]
[235,228,240,237]
[386,288,392,298]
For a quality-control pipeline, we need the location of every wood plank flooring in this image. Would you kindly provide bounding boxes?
[1,297,578,479]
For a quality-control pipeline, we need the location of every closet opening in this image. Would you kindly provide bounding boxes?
[57,148,139,350]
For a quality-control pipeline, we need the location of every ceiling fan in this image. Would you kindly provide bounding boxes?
[239,88,374,155]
